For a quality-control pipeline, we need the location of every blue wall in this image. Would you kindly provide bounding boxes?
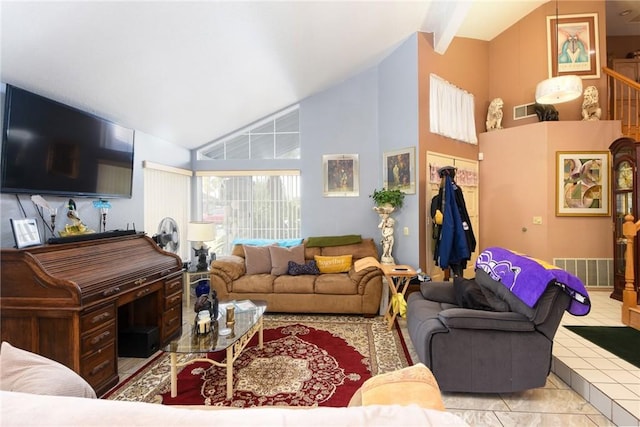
[378,35,419,267]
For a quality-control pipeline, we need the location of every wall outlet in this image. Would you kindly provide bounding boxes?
[403,227,409,236]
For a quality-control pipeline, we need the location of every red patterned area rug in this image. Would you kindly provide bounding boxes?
[104,314,412,408]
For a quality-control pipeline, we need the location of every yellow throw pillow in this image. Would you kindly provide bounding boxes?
[314,255,352,273]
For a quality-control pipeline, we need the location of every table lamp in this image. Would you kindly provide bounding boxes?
[187,221,216,271]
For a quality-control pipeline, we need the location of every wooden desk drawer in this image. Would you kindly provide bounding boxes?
[81,342,117,389]
[164,292,182,310]
[80,303,116,333]
[165,276,182,294]
[81,321,115,356]
[162,305,182,339]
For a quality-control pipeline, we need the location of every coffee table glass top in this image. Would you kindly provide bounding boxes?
[165,300,266,354]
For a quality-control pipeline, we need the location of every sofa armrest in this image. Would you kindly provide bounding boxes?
[210,256,246,284]
[348,266,383,293]
[438,308,534,332]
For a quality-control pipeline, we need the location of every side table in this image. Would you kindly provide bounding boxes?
[380,264,417,330]
[183,269,210,307]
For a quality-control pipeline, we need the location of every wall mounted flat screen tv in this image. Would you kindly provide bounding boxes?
[1,84,135,198]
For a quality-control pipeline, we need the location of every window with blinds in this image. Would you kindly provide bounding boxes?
[197,171,301,255]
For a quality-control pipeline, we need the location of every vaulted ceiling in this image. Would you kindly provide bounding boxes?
[1,1,638,150]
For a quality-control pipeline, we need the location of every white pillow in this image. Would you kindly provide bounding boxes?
[0,341,96,398]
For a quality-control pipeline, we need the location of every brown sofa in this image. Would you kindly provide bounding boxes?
[209,238,383,315]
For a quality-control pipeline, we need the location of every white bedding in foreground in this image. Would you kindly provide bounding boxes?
[1,390,468,426]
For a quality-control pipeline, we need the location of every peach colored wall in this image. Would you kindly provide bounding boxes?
[479,121,622,261]
[417,33,488,269]
[489,1,608,129]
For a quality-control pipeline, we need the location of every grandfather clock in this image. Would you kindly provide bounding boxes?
[609,137,640,302]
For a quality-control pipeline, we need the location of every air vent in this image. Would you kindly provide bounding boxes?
[513,102,537,120]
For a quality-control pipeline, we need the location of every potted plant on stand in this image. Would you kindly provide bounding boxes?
[370,188,405,264]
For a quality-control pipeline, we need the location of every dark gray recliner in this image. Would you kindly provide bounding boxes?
[406,269,571,393]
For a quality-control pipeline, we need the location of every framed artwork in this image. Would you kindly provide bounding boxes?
[10,218,41,248]
[546,13,600,79]
[383,147,416,194]
[556,151,609,216]
[323,154,359,197]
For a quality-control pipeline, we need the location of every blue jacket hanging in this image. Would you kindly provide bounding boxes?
[436,175,471,269]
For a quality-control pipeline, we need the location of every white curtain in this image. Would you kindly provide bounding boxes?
[429,73,478,145]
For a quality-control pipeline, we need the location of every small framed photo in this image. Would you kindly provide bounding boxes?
[383,147,416,194]
[323,154,359,197]
[546,13,600,79]
[556,151,609,216]
[10,218,42,248]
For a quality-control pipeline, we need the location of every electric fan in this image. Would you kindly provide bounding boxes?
[152,217,180,253]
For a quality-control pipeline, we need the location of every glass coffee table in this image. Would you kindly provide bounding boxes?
[165,300,267,399]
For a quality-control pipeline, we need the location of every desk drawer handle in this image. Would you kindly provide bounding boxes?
[89,360,110,376]
[102,287,121,296]
[90,312,111,324]
[90,331,111,346]
[136,288,151,298]
[167,317,179,326]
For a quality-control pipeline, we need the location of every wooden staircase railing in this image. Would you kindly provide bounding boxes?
[621,214,640,329]
[603,66,640,141]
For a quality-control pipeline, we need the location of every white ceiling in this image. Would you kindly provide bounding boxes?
[1,1,638,151]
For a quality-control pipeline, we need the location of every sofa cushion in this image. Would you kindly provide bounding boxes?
[274,275,315,293]
[269,245,305,275]
[315,274,357,295]
[244,245,273,274]
[315,255,352,273]
[475,268,536,320]
[232,275,275,293]
[288,260,320,276]
[0,341,96,398]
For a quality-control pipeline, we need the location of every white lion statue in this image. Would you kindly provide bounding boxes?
[486,98,504,131]
[581,86,601,121]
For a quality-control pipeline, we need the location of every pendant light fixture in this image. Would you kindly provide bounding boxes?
[535,0,583,104]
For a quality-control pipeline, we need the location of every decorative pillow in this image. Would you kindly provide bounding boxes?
[348,363,445,410]
[243,244,273,275]
[0,341,96,398]
[269,244,305,275]
[314,255,353,273]
[288,260,321,276]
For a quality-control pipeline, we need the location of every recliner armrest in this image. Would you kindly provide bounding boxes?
[439,308,535,332]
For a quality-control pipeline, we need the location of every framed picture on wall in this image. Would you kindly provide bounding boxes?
[10,218,41,248]
[556,151,609,216]
[546,13,600,79]
[383,147,416,194]
[323,154,359,197]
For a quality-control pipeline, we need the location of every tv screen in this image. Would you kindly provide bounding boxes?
[1,84,135,198]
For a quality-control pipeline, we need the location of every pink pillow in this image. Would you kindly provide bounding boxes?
[269,245,305,275]
[243,244,273,274]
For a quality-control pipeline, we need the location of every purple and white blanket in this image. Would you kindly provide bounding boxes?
[475,247,590,316]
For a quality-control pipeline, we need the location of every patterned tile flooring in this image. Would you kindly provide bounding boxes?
[117,290,637,426]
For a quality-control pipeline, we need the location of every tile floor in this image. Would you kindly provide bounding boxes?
[117,289,638,427]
